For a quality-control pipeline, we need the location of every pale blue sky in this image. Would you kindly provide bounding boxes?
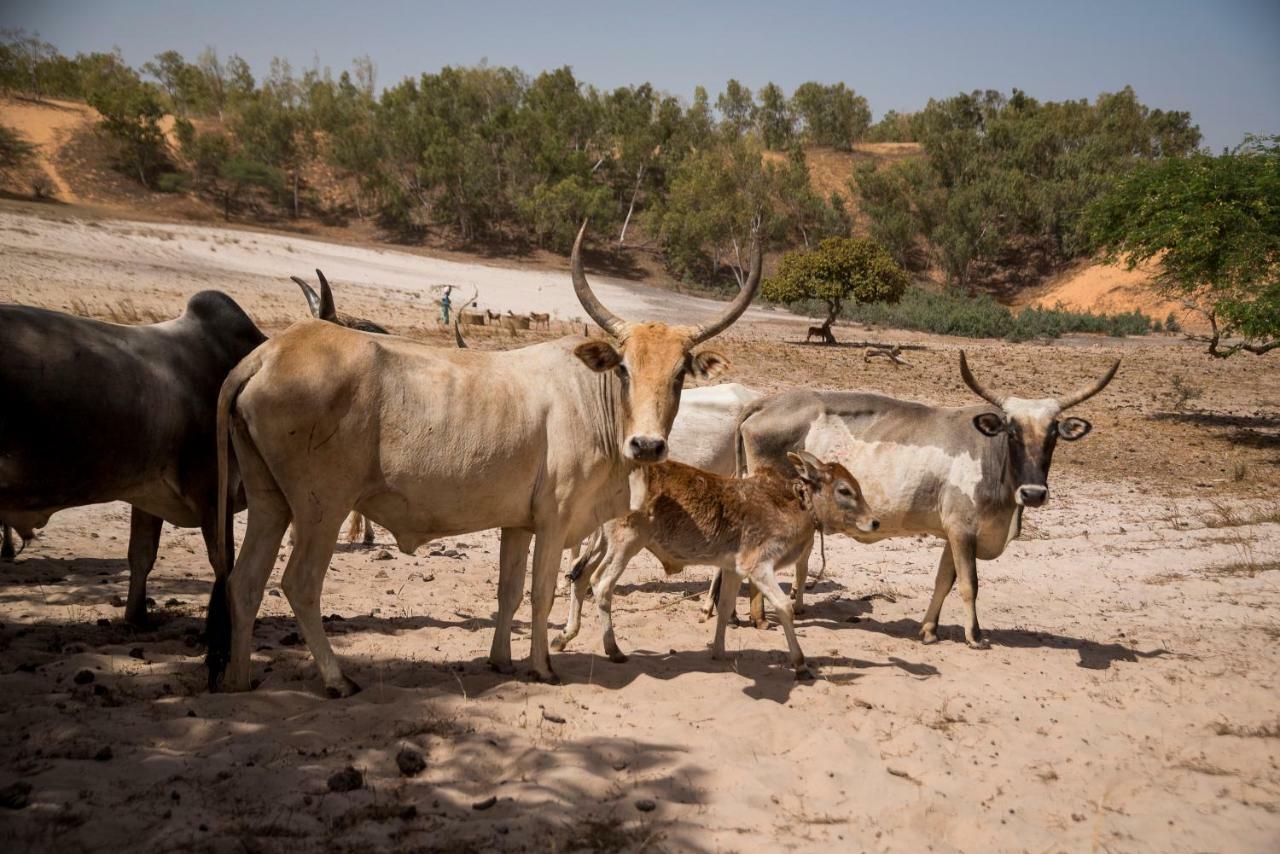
[4,0,1277,151]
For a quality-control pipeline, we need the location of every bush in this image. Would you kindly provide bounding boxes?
[155,171,191,193]
[796,286,1155,341]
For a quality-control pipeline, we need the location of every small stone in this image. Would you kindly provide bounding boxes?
[268,589,282,598]
[634,798,656,812]
[0,782,32,809]
[472,795,497,811]
[166,598,182,607]
[612,760,629,771]
[327,765,363,793]
[322,613,345,623]
[375,550,394,561]
[94,746,113,761]
[396,747,426,777]
[73,669,95,685]
[109,595,125,607]
[542,711,566,724]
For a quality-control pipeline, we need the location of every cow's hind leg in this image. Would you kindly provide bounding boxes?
[919,544,957,645]
[790,534,815,615]
[489,528,532,675]
[362,516,375,546]
[283,515,355,697]
[124,508,164,627]
[1,524,14,562]
[747,560,812,679]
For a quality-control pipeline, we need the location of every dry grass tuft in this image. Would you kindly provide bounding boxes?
[1212,719,1280,739]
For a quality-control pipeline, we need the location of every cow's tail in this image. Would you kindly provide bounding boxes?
[206,351,261,691]
[567,527,608,584]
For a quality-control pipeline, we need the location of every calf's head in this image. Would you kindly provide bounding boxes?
[571,224,759,463]
[787,451,880,535]
[960,352,1119,508]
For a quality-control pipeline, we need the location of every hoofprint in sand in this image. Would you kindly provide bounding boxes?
[2,204,1278,851]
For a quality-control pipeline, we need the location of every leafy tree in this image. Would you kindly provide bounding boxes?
[864,109,919,142]
[756,82,794,149]
[0,29,59,100]
[763,236,909,341]
[716,79,756,139]
[143,49,207,115]
[792,82,870,150]
[1085,135,1280,357]
[83,59,170,188]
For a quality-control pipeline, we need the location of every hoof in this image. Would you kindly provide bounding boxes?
[325,676,362,699]
[489,660,517,676]
[754,619,772,631]
[607,651,629,664]
[795,666,815,682]
[966,637,991,651]
[792,604,807,617]
[919,630,939,645]
[530,669,561,685]
[549,636,568,653]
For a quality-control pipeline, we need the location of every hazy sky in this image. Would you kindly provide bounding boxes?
[5,0,1277,151]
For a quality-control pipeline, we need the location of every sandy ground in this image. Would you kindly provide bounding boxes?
[0,97,91,203]
[1023,257,1202,332]
[2,207,1279,852]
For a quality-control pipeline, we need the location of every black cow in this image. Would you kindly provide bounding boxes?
[0,292,266,624]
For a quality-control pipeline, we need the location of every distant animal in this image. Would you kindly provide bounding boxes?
[292,269,388,334]
[501,311,531,331]
[486,310,502,323]
[806,323,836,344]
[529,312,551,330]
[205,224,760,694]
[728,352,1119,647]
[0,292,266,624]
[554,452,879,678]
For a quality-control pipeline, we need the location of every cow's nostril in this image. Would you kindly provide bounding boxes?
[870,519,880,531]
[627,436,667,461]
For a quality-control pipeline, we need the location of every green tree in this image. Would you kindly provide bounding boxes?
[83,58,170,188]
[764,236,909,341]
[756,82,794,149]
[716,79,756,139]
[792,82,870,150]
[1085,135,1280,357]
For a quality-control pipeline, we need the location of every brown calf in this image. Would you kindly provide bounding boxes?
[529,311,551,330]
[552,452,878,679]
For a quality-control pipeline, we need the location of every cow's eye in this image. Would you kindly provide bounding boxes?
[837,485,853,497]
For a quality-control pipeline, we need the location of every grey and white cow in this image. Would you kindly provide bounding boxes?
[731,352,1119,648]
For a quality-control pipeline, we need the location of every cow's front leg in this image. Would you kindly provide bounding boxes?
[489,528,531,675]
[528,525,567,682]
[125,508,164,626]
[590,526,647,663]
[747,559,812,679]
[919,544,957,644]
[949,535,987,649]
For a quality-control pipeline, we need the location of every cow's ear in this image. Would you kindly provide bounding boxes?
[973,412,1005,437]
[1058,417,1092,441]
[688,350,730,380]
[574,340,623,372]
[786,450,830,484]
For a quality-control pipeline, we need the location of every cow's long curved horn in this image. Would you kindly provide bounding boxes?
[689,241,762,345]
[571,222,627,337]
[453,287,478,349]
[1058,359,1121,410]
[959,351,1006,407]
[314,269,337,322]
[292,276,322,318]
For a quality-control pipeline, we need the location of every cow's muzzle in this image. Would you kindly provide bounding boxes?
[1016,485,1048,507]
[857,518,880,534]
[626,436,668,463]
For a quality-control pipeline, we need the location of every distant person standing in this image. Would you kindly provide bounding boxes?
[439,286,453,325]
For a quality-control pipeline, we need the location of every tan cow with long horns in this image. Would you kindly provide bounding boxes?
[728,352,1120,648]
[206,225,761,694]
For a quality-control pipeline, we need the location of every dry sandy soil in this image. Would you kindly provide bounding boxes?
[1,205,1279,852]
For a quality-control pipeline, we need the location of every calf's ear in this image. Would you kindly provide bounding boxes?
[688,350,730,380]
[786,450,830,484]
[972,412,1005,437]
[574,340,623,372]
[1058,417,1092,441]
